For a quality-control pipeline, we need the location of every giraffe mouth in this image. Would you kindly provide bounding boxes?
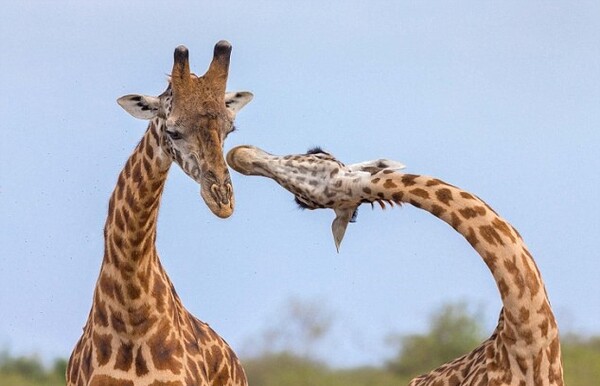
[200,174,234,218]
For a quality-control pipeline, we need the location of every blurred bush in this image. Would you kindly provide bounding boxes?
[2,300,598,385]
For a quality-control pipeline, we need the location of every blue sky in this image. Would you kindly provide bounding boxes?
[1,1,599,367]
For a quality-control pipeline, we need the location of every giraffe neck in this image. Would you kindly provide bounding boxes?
[95,118,180,337]
[363,172,559,355]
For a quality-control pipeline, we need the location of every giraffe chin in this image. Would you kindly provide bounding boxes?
[200,184,234,218]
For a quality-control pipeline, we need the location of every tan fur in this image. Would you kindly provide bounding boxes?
[68,43,252,386]
[227,146,564,385]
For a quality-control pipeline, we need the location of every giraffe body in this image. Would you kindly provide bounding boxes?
[68,42,253,386]
[227,145,564,385]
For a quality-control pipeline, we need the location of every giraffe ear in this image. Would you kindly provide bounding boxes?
[332,208,355,253]
[225,91,253,115]
[346,159,406,173]
[117,94,160,120]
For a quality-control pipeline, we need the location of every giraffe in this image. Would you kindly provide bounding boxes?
[226,145,564,385]
[67,41,253,386]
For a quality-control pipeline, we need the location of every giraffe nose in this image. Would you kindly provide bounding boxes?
[200,174,234,218]
[210,183,233,206]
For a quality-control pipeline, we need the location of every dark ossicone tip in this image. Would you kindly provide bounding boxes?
[214,40,232,58]
[174,45,189,63]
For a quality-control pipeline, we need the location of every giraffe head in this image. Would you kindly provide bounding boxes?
[117,41,253,218]
[227,145,405,250]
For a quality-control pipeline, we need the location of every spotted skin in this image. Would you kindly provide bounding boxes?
[227,145,564,386]
[67,42,252,386]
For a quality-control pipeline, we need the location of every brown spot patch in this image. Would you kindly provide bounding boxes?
[460,191,476,200]
[205,344,225,380]
[110,311,127,334]
[435,188,453,206]
[142,157,152,176]
[519,307,530,323]
[152,278,167,313]
[479,225,504,246]
[537,301,555,325]
[89,375,134,386]
[371,177,380,184]
[409,188,430,199]
[520,328,534,345]
[458,206,487,219]
[521,253,541,297]
[482,251,498,271]
[114,208,125,231]
[498,278,510,299]
[548,335,561,363]
[503,255,525,298]
[81,344,92,382]
[448,374,460,386]
[147,381,183,386]
[392,192,404,202]
[450,212,462,229]
[148,323,184,373]
[93,298,109,327]
[465,227,479,247]
[214,367,231,385]
[492,218,516,243]
[539,318,549,338]
[383,179,398,189]
[129,305,157,336]
[145,141,154,159]
[362,187,372,194]
[135,346,149,376]
[502,323,518,346]
[409,199,422,209]
[126,283,141,300]
[425,179,442,187]
[400,174,418,186]
[114,340,134,371]
[431,204,446,217]
[93,332,112,366]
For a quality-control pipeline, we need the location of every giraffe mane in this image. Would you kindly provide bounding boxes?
[306,146,327,155]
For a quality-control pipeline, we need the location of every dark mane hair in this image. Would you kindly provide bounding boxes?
[295,197,359,223]
[306,146,326,155]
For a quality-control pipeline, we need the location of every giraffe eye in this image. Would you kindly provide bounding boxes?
[166,130,182,140]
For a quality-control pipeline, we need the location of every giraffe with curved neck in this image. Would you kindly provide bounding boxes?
[67,42,253,386]
[227,145,564,386]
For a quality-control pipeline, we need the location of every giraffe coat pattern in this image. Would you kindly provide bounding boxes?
[227,145,564,386]
[67,42,253,386]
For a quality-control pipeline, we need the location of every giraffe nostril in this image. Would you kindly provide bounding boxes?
[210,184,221,201]
[210,184,232,205]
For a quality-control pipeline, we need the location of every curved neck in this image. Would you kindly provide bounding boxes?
[362,172,558,353]
[96,119,180,336]
[103,119,171,267]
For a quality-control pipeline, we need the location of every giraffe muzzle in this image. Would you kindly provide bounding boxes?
[200,176,234,218]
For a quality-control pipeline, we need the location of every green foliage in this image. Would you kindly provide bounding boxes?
[244,353,409,386]
[562,335,600,386]
[1,301,598,386]
[386,302,484,378]
[0,350,65,386]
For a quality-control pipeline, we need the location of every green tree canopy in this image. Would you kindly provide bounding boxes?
[386,302,484,378]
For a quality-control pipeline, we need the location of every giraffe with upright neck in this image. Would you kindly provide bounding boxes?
[227,145,564,386]
[67,42,253,386]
